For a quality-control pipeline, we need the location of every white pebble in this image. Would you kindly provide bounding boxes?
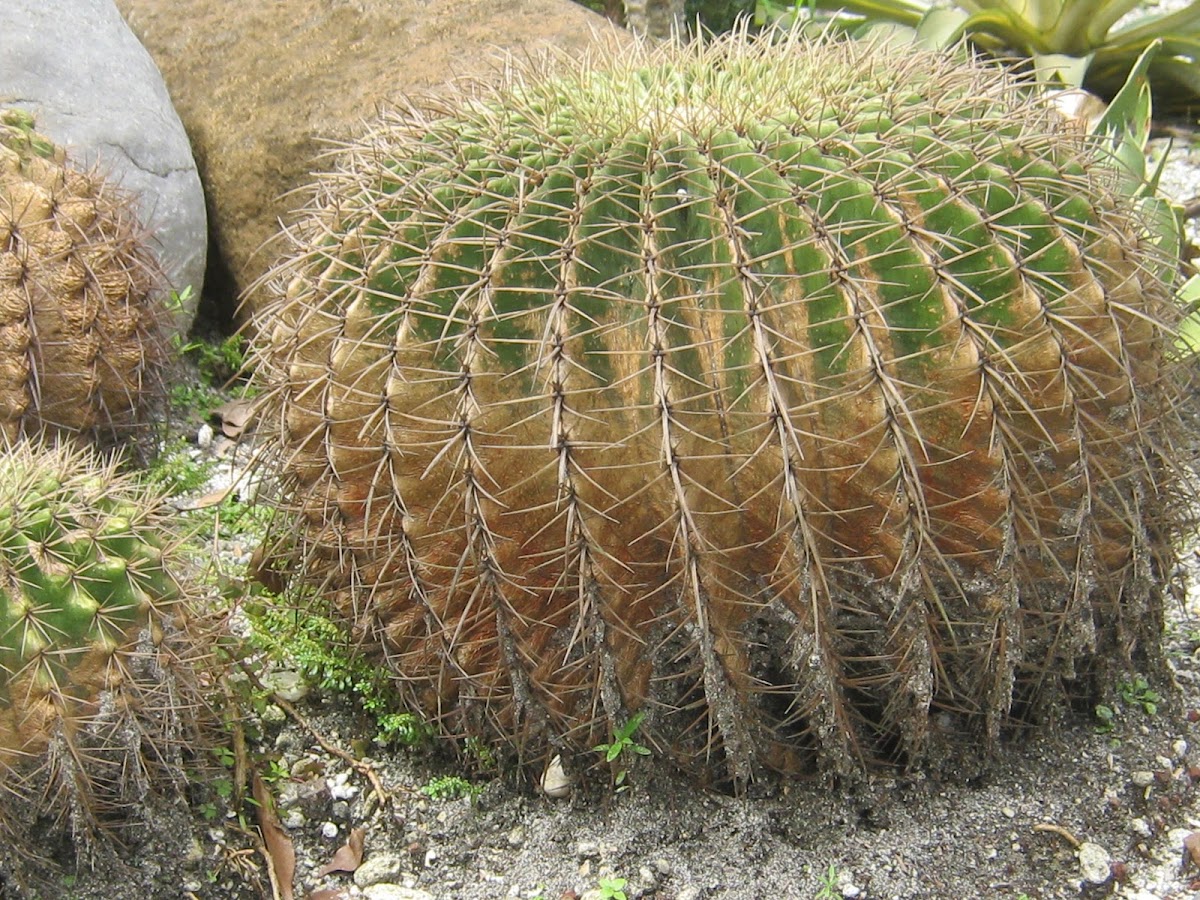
[321,821,339,839]
[541,755,572,799]
[1077,842,1111,885]
[196,422,214,450]
[327,770,360,800]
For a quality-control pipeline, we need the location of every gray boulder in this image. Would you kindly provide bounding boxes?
[1,0,207,331]
[115,0,628,323]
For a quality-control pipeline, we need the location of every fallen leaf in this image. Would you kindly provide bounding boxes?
[213,398,256,439]
[1183,831,1200,871]
[253,771,296,900]
[315,827,365,877]
[307,891,352,900]
[172,485,233,512]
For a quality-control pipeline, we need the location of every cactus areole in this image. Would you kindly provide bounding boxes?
[255,33,1192,782]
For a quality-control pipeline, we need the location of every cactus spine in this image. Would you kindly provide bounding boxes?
[0,442,211,867]
[252,33,1191,781]
[0,109,169,445]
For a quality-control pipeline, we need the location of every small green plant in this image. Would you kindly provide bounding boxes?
[1094,703,1117,734]
[1094,675,1162,733]
[815,863,841,900]
[262,758,290,784]
[147,436,218,494]
[246,602,430,747]
[593,712,652,789]
[597,876,629,900]
[420,775,483,801]
[1118,676,1162,716]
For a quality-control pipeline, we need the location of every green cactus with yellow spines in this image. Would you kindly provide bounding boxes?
[251,32,1192,782]
[0,109,169,446]
[0,442,213,866]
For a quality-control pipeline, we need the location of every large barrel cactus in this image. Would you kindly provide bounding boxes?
[0,442,213,870]
[251,33,1192,781]
[0,109,169,445]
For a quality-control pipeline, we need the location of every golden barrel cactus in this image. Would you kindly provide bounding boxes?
[250,33,1193,781]
[0,109,169,445]
[0,442,215,879]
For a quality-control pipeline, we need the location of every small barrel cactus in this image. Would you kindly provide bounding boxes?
[0,109,169,446]
[251,33,1192,781]
[0,442,212,868]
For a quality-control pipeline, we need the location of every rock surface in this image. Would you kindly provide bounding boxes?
[113,0,628,323]
[1,0,207,329]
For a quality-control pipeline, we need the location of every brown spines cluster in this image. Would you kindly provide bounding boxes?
[0,109,169,445]
[251,34,1194,783]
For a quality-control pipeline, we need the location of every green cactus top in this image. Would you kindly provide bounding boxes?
[0,445,178,704]
[0,108,59,162]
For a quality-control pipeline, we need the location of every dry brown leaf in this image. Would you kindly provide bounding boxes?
[253,771,296,900]
[315,827,365,877]
[213,398,255,439]
[173,484,233,511]
[306,891,352,900]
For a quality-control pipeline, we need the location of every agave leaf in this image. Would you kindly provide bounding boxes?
[755,0,928,29]
[911,6,970,47]
[1106,0,1200,47]
[1033,52,1092,89]
[1081,0,1143,45]
[1092,39,1159,184]
[1175,275,1200,358]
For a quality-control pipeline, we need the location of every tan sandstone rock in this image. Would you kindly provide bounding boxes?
[114,0,627,321]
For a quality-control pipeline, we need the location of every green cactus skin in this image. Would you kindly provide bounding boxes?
[0,442,211,863]
[252,33,1192,782]
[0,109,170,446]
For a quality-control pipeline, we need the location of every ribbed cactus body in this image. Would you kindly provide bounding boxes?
[255,34,1189,779]
[0,443,209,855]
[0,109,168,445]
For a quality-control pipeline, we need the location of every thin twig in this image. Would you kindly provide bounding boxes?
[1033,822,1082,849]
[233,658,399,806]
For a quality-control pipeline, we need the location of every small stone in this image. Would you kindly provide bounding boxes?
[261,704,286,725]
[282,810,305,830]
[363,887,435,900]
[321,821,340,839]
[507,826,525,848]
[354,852,406,889]
[1173,739,1189,759]
[1001,807,1015,819]
[654,859,672,876]
[541,755,572,799]
[185,837,205,864]
[1131,770,1155,787]
[579,891,604,900]
[576,841,600,859]
[327,771,360,801]
[1078,842,1112,885]
[840,885,862,899]
[1129,818,1153,839]
[676,888,702,900]
[639,866,657,888]
[1155,755,1173,771]
[196,422,214,449]
[261,669,309,702]
[332,800,351,820]
[291,757,326,778]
